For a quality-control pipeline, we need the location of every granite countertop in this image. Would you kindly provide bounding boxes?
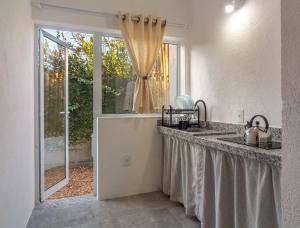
[159,126,282,168]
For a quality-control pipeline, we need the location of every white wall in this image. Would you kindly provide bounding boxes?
[0,0,34,227]
[190,0,281,126]
[32,0,191,35]
[281,0,300,227]
[98,117,162,199]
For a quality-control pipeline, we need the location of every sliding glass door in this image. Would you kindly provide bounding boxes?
[39,29,69,201]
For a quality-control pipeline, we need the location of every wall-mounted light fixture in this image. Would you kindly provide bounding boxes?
[225,3,235,14]
[225,0,245,14]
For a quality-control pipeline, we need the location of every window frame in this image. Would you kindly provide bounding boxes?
[99,33,181,117]
[34,24,181,118]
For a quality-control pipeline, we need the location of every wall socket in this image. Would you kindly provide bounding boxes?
[122,155,131,167]
[237,110,244,123]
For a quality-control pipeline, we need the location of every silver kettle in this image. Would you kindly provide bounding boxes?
[244,121,259,145]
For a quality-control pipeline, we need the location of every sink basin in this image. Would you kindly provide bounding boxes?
[218,136,282,150]
[192,130,236,136]
[184,128,205,132]
[178,127,236,136]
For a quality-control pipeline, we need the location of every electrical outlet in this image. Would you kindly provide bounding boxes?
[122,155,131,167]
[237,110,244,123]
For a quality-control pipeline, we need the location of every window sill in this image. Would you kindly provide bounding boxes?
[98,114,161,119]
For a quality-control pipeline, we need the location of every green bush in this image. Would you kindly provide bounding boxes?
[68,34,93,145]
[45,32,136,145]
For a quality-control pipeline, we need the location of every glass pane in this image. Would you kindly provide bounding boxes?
[44,29,94,146]
[43,36,66,190]
[101,36,179,114]
[149,43,170,112]
[147,43,178,111]
[101,36,137,114]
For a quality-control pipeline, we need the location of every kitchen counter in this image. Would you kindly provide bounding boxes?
[159,126,282,168]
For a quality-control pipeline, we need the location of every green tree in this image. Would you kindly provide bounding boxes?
[101,37,136,114]
[68,33,94,145]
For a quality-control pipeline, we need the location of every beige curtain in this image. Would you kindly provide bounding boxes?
[149,44,170,112]
[118,13,166,113]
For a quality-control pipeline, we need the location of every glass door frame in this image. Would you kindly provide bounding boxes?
[38,29,70,201]
[34,25,101,203]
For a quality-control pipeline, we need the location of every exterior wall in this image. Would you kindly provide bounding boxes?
[190,0,281,126]
[281,0,300,227]
[98,117,162,199]
[70,141,92,164]
[44,138,92,169]
[0,0,34,227]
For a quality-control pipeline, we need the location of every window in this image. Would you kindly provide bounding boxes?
[40,29,180,116]
[101,35,179,114]
[101,36,136,114]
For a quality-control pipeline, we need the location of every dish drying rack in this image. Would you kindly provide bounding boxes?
[161,105,200,128]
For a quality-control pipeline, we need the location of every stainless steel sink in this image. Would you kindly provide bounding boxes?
[179,127,236,136]
[184,128,205,132]
[218,136,282,150]
[193,131,236,136]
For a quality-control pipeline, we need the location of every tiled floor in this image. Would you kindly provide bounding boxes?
[27,192,201,228]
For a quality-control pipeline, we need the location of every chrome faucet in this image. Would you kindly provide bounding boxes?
[194,99,207,128]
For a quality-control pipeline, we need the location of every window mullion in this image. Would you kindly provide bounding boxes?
[177,44,181,96]
[93,32,102,116]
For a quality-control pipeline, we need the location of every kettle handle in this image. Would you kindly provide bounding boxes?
[249,115,269,133]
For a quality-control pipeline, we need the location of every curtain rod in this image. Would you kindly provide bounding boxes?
[32,2,187,29]
[120,14,167,26]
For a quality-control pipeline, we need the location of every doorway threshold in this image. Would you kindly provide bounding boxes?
[40,194,96,208]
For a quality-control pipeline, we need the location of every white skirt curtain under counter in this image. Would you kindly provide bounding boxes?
[163,135,203,216]
[162,135,282,228]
